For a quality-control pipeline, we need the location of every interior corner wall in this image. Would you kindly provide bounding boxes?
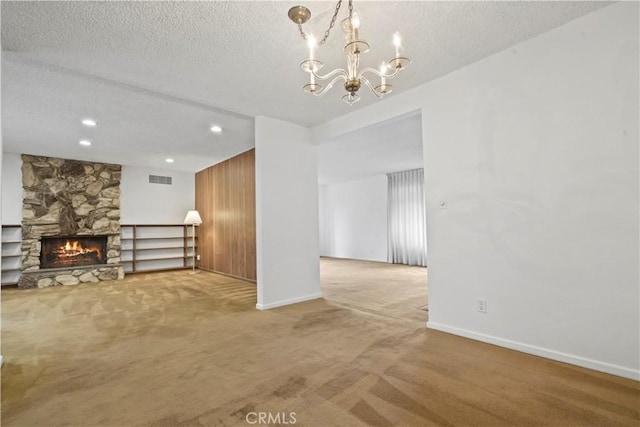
[255,116,321,310]
[195,149,256,281]
[312,2,640,380]
[120,166,195,224]
[1,152,22,225]
[319,175,388,262]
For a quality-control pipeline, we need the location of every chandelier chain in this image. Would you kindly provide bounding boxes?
[297,0,344,46]
[320,0,343,45]
[297,23,306,41]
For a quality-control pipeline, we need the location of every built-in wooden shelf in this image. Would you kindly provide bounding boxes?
[120,224,197,274]
[121,246,196,252]
[135,255,187,262]
[1,225,22,287]
[122,236,196,241]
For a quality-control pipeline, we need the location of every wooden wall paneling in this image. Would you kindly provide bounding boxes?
[232,154,243,278]
[217,161,228,274]
[195,149,256,281]
[228,157,237,277]
[194,170,202,268]
[237,154,245,277]
[205,167,213,271]
[208,167,215,272]
[209,164,218,272]
[224,155,234,276]
[195,169,211,270]
[213,163,220,273]
[245,150,257,280]
[204,165,212,271]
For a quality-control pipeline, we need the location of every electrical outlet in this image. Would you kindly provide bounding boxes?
[477,298,487,313]
[196,254,201,261]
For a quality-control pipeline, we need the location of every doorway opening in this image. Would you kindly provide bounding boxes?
[315,110,428,322]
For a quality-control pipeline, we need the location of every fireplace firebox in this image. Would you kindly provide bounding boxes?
[40,236,108,269]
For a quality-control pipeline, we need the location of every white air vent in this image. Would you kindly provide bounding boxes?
[149,175,172,185]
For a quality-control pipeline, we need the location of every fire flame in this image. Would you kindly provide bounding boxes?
[58,240,101,258]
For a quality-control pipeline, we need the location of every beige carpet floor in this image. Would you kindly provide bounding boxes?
[320,257,428,323]
[1,258,638,426]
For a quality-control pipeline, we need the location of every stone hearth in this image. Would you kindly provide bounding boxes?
[19,155,124,288]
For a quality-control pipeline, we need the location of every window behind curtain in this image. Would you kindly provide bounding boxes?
[387,168,427,266]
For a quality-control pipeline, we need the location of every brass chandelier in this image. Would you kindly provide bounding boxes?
[288,0,410,105]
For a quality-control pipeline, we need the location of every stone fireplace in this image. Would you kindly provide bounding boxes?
[19,155,124,288]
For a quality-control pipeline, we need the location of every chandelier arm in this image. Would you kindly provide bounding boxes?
[311,68,349,81]
[313,75,347,97]
[357,67,401,80]
[359,76,384,99]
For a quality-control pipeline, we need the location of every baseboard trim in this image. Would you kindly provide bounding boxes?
[320,255,390,264]
[256,292,323,310]
[426,321,639,381]
[198,268,257,284]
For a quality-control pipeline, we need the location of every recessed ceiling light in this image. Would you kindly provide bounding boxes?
[210,125,222,133]
[82,119,97,127]
[79,140,92,146]
[165,158,174,163]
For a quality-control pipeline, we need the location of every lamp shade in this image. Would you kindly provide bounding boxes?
[184,210,202,225]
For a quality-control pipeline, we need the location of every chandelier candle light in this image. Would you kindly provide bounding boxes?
[288,0,410,105]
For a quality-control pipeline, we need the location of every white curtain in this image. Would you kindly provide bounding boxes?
[387,168,427,266]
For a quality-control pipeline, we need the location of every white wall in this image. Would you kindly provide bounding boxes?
[255,116,321,309]
[319,175,388,262]
[1,152,22,225]
[313,3,639,380]
[120,166,194,224]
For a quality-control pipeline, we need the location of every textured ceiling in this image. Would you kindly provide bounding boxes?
[2,55,255,172]
[1,1,612,172]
